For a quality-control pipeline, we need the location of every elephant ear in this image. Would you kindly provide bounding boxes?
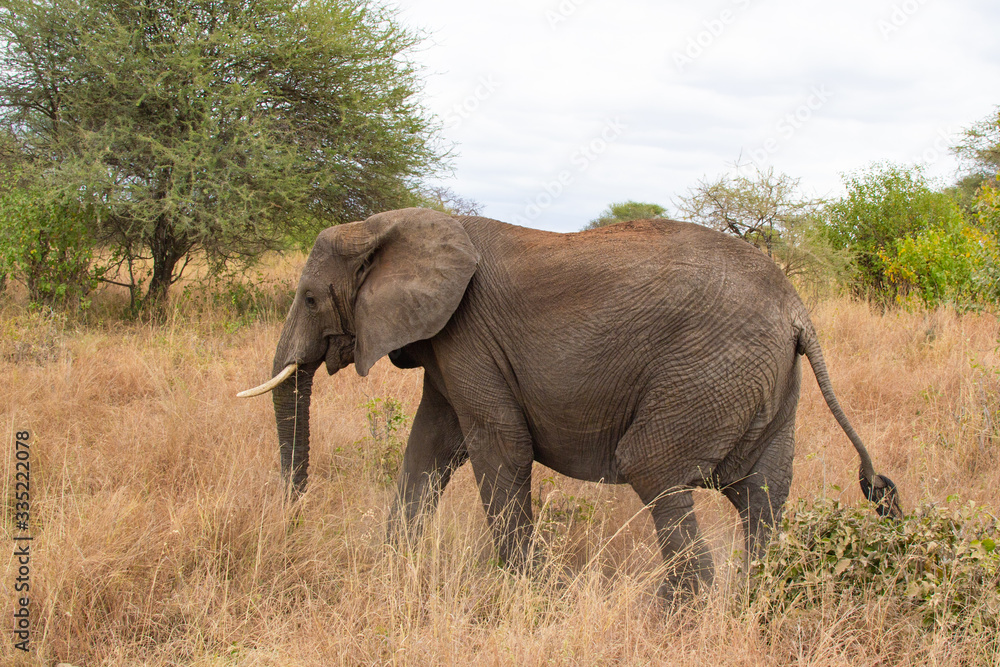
[352,208,479,377]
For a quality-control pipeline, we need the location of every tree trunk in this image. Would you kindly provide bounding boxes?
[145,252,182,310]
[144,216,189,311]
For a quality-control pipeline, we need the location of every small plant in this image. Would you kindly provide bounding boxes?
[751,497,1000,631]
[359,397,409,485]
[533,475,598,550]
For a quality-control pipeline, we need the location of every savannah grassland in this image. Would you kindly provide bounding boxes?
[2,252,1000,666]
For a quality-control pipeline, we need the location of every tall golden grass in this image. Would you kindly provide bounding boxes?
[2,253,999,665]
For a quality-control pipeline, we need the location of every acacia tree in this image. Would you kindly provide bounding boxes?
[953,106,1000,178]
[583,201,665,230]
[0,0,444,309]
[672,163,841,286]
[417,186,483,216]
[674,164,814,260]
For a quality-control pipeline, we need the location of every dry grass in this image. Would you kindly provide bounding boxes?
[2,255,999,665]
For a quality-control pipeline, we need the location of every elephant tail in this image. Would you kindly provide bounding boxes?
[796,323,904,519]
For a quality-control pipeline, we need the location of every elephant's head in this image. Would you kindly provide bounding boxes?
[238,208,479,492]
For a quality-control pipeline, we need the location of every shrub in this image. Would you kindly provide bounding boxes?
[825,163,965,301]
[533,474,598,551]
[777,212,853,302]
[175,269,296,331]
[977,176,1000,228]
[0,181,100,308]
[752,497,1000,631]
[880,220,997,308]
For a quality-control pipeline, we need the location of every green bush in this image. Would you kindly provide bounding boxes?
[977,175,1000,238]
[752,497,1000,631]
[533,475,598,551]
[881,220,997,308]
[825,163,966,301]
[776,212,853,302]
[584,201,666,230]
[0,178,100,309]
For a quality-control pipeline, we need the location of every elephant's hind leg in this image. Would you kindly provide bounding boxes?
[615,410,719,598]
[721,416,795,564]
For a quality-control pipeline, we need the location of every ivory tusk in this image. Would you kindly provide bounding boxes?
[237,363,298,398]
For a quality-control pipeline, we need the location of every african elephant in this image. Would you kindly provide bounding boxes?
[239,207,901,596]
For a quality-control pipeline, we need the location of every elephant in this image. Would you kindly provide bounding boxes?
[239,207,902,596]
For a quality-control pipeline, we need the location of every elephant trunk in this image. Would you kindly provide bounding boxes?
[272,362,316,493]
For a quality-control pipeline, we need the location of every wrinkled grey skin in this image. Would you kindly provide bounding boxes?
[266,207,899,596]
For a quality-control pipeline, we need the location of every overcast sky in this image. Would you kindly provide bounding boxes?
[390,0,1000,233]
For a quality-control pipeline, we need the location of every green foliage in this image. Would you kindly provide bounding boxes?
[360,397,409,485]
[773,212,852,297]
[976,175,1000,236]
[945,173,989,220]
[534,476,597,525]
[881,220,998,308]
[825,162,968,300]
[584,200,666,230]
[675,163,838,284]
[0,0,445,309]
[0,169,101,308]
[752,497,1000,631]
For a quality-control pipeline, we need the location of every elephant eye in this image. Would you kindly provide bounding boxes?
[304,294,317,309]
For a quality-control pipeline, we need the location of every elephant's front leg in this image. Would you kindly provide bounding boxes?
[387,377,467,545]
[467,424,535,569]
